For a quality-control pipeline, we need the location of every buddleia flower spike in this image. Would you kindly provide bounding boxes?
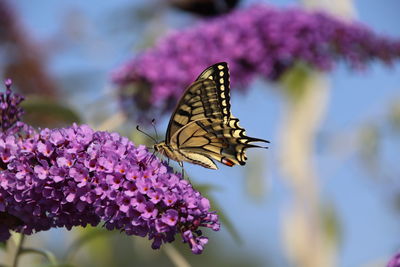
[0,80,220,254]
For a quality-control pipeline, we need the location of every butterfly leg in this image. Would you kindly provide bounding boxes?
[178,161,185,179]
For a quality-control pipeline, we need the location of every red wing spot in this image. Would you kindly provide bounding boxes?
[222,158,235,167]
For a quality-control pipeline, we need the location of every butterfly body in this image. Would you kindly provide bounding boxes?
[154,62,269,170]
[154,140,219,170]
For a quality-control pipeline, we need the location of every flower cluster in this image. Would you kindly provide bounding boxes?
[0,84,219,254]
[112,4,400,119]
[388,251,400,267]
[0,79,24,132]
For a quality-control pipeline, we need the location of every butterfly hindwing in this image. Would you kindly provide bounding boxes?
[170,117,267,168]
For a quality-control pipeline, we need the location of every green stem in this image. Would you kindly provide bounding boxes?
[12,234,25,267]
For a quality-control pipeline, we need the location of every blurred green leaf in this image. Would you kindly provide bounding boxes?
[19,247,59,266]
[245,151,267,201]
[162,244,190,267]
[65,227,114,262]
[389,100,400,135]
[212,200,242,244]
[193,183,221,194]
[320,202,341,246]
[193,183,242,245]
[21,97,81,128]
[280,63,313,101]
[41,264,75,267]
[358,123,380,174]
[0,241,5,250]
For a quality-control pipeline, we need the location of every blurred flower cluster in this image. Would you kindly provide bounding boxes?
[0,1,58,98]
[112,4,400,119]
[387,251,400,267]
[0,79,24,132]
[0,81,219,254]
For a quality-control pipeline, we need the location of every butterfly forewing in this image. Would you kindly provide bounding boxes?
[196,62,231,123]
[166,67,231,141]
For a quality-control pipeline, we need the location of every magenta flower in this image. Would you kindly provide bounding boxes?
[112,4,400,120]
[0,82,220,254]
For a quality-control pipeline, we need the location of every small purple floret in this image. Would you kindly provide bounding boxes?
[161,209,179,226]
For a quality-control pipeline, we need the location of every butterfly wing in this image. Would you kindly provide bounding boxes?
[164,62,269,169]
[171,117,268,169]
[195,62,231,124]
[165,62,231,142]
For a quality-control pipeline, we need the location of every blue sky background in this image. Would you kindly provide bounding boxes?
[9,0,400,266]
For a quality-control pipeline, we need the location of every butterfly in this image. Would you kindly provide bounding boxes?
[153,62,269,170]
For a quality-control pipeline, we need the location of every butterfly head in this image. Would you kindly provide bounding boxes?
[153,142,163,152]
[153,141,167,156]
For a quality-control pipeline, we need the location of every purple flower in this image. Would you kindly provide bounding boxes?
[118,194,134,213]
[112,4,400,121]
[182,230,209,255]
[388,251,400,267]
[161,209,179,226]
[0,80,24,132]
[0,83,220,254]
[148,188,163,204]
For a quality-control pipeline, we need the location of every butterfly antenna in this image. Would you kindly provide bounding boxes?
[151,119,159,141]
[136,125,157,143]
[146,150,159,166]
